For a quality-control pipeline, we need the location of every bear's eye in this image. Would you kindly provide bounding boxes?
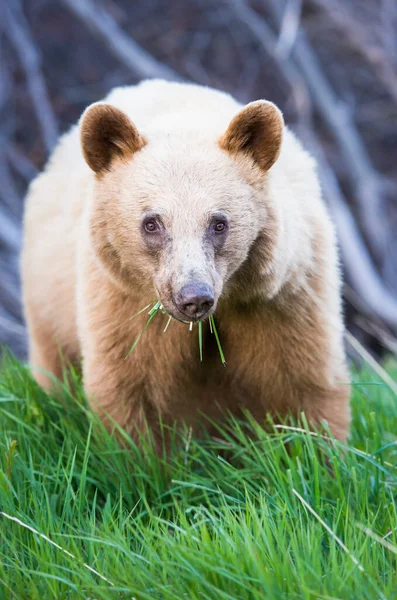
[213,220,227,233]
[144,220,159,233]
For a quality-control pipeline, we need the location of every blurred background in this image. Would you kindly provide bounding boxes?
[1,0,396,360]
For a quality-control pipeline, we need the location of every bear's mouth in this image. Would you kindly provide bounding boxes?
[157,297,216,325]
[156,285,217,324]
[167,304,215,324]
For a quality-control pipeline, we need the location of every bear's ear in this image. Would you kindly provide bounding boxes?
[80,103,145,174]
[219,100,284,172]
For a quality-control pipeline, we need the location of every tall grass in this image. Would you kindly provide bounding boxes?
[126,300,226,364]
[0,353,396,599]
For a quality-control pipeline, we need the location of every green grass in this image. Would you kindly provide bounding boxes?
[0,353,397,599]
[126,301,226,364]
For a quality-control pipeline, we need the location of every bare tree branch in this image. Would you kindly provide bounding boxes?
[62,0,181,82]
[353,314,397,356]
[381,0,397,66]
[310,0,397,103]
[303,130,397,329]
[230,0,311,118]
[276,0,302,60]
[0,158,21,252]
[229,0,397,330]
[0,30,12,114]
[3,0,58,153]
[7,145,38,182]
[268,0,389,261]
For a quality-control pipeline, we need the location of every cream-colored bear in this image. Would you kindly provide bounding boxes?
[21,79,350,443]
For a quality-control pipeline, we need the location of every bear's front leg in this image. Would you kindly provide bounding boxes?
[217,302,351,443]
[301,385,351,443]
[82,348,156,441]
[76,253,162,441]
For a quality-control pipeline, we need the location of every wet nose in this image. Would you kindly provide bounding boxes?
[174,283,215,319]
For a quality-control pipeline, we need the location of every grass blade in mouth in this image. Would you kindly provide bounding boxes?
[125,306,160,358]
[127,301,226,364]
[198,320,203,362]
[129,302,153,320]
[148,300,162,316]
[163,315,172,333]
[209,314,226,365]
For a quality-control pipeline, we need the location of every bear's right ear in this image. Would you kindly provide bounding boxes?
[219,100,283,172]
[80,103,145,174]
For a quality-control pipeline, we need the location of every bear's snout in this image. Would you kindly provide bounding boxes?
[173,283,215,321]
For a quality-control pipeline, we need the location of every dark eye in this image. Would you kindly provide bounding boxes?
[214,221,226,233]
[144,220,158,233]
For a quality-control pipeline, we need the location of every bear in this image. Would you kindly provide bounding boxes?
[21,79,350,444]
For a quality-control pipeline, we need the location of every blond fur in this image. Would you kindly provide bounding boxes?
[21,80,350,443]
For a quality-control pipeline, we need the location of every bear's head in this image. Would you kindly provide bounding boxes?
[80,98,283,323]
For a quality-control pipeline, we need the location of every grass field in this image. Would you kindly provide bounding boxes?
[0,353,396,599]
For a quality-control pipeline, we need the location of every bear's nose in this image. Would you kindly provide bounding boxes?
[174,283,215,319]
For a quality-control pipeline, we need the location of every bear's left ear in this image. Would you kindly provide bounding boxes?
[80,102,145,175]
[219,100,284,172]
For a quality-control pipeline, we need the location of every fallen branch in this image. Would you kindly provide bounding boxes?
[7,145,38,182]
[352,315,397,356]
[276,0,302,60]
[230,0,397,332]
[310,0,397,104]
[0,151,22,225]
[269,0,389,261]
[230,0,311,118]
[345,331,397,395]
[62,0,181,82]
[303,130,397,330]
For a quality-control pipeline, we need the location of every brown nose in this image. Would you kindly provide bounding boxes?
[174,283,215,319]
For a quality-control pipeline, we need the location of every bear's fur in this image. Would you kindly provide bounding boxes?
[21,80,350,443]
